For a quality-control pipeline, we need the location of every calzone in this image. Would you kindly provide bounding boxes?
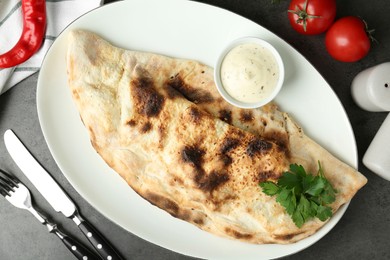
[66,30,367,244]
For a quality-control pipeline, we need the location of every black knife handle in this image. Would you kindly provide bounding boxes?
[61,234,100,260]
[49,223,100,260]
[74,215,123,260]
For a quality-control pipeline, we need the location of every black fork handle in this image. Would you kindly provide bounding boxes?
[44,214,101,260]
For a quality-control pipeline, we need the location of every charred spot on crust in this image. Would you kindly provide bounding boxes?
[240,110,254,123]
[195,170,230,192]
[261,118,268,127]
[165,85,183,99]
[172,176,184,185]
[141,122,152,133]
[220,154,233,166]
[131,71,165,117]
[144,192,179,216]
[179,212,191,222]
[143,192,194,222]
[220,138,240,154]
[193,218,205,225]
[181,145,205,167]
[256,170,279,182]
[211,193,238,212]
[273,232,304,241]
[225,227,253,240]
[181,145,229,192]
[188,106,203,124]
[218,138,240,167]
[126,119,137,127]
[167,75,214,104]
[145,92,164,117]
[262,131,290,157]
[219,109,232,124]
[246,139,272,157]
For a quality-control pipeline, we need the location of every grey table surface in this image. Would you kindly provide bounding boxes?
[1,0,389,259]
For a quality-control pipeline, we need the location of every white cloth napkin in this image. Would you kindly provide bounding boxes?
[0,0,103,94]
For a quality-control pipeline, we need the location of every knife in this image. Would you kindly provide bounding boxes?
[0,168,100,260]
[4,129,123,260]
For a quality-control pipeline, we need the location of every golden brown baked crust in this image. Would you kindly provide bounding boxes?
[66,29,367,244]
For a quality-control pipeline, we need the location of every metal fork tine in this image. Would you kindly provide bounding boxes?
[0,182,10,196]
[0,176,14,194]
[0,169,20,196]
[0,169,20,185]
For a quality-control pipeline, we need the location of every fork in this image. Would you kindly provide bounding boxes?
[0,169,100,260]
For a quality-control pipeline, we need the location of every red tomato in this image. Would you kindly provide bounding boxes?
[325,16,371,62]
[288,0,336,35]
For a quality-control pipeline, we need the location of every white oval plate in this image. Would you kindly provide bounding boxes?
[37,0,357,259]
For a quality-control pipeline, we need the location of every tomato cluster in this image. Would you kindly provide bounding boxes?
[287,0,372,62]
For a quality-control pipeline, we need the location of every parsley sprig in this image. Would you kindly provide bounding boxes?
[259,162,336,228]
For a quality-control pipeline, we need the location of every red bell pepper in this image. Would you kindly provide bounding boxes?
[0,0,46,68]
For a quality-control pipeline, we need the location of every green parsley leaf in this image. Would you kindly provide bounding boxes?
[301,195,312,219]
[316,205,333,221]
[259,182,280,196]
[305,176,326,196]
[290,164,307,178]
[259,162,337,228]
[276,188,295,215]
[278,172,301,190]
[292,209,304,228]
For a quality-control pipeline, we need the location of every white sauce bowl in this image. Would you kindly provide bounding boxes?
[214,37,284,109]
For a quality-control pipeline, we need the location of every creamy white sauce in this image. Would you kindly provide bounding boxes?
[221,43,279,103]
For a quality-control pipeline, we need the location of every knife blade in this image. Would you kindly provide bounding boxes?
[4,129,123,260]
